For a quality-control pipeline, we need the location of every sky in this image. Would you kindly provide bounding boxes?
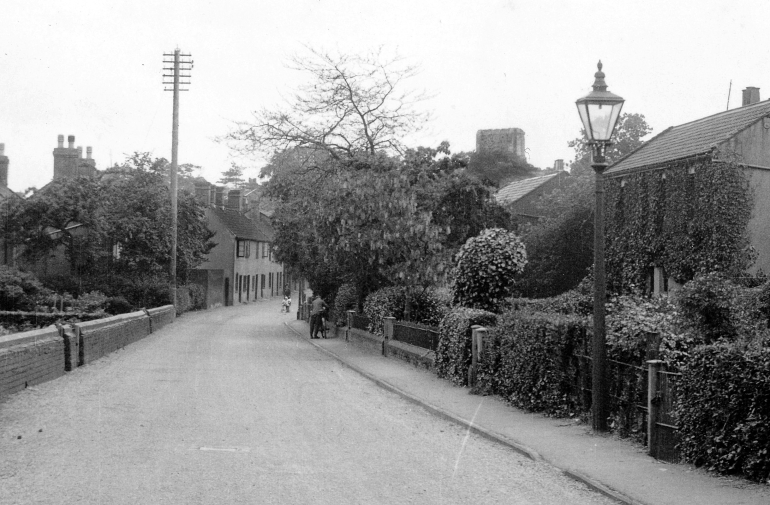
[2,0,769,192]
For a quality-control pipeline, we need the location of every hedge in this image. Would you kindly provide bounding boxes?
[676,344,770,482]
[435,307,496,386]
[477,310,590,416]
[363,286,451,337]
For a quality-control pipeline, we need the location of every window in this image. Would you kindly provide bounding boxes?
[262,242,267,258]
[237,240,250,258]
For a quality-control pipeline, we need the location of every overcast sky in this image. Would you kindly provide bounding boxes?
[1,0,768,191]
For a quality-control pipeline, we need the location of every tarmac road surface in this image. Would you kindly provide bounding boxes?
[0,300,616,505]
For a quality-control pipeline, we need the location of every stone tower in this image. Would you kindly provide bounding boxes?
[475,128,526,159]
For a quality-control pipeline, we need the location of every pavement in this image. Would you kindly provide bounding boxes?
[286,318,770,505]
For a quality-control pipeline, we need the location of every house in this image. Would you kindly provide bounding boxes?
[495,171,568,225]
[0,143,21,266]
[193,183,285,307]
[604,87,770,294]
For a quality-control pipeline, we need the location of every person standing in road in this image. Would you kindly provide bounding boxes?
[309,294,329,339]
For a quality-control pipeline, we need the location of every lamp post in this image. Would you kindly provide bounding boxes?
[575,61,624,432]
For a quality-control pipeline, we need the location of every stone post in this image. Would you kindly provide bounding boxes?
[647,360,664,457]
[468,325,488,388]
[347,310,356,342]
[383,316,395,357]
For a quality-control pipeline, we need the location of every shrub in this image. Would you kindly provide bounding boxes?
[477,310,590,416]
[435,307,497,386]
[676,343,770,482]
[333,283,357,326]
[674,273,768,345]
[186,283,206,310]
[605,293,679,364]
[452,228,527,312]
[0,266,52,311]
[104,296,133,315]
[510,275,594,316]
[363,286,452,336]
[71,291,109,313]
[175,286,192,314]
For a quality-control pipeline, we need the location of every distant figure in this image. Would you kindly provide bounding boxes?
[281,296,291,313]
[309,294,328,339]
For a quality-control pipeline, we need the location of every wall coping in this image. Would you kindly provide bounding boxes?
[0,326,61,350]
[73,310,148,332]
[147,305,175,316]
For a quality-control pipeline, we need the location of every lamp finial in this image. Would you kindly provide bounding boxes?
[592,60,607,91]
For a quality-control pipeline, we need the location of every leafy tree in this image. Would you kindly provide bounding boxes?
[217,161,247,188]
[517,112,652,297]
[466,150,537,187]
[4,155,215,298]
[223,47,430,159]
[453,228,528,312]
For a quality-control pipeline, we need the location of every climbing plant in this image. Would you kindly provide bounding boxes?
[605,158,754,292]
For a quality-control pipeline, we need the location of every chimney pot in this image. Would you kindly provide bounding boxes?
[77,146,83,159]
[68,135,75,148]
[86,146,92,159]
[742,87,761,106]
[0,144,4,156]
[57,135,64,148]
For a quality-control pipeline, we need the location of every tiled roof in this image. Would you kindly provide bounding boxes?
[606,100,770,175]
[495,173,560,205]
[210,207,273,242]
[0,185,18,201]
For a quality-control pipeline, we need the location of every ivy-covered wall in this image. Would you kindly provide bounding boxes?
[605,159,754,292]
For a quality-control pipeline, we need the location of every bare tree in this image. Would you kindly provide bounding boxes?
[223,47,430,160]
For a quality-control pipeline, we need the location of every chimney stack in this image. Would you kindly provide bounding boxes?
[68,135,75,149]
[227,189,242,212]
[57,135,64,148]
[742,87,761,106]
[86,146,92,160]
[214,186,225,208]
[194,182,211,206]
[0,144,8,188]
[554,159,565,171]
[77,146,83,159]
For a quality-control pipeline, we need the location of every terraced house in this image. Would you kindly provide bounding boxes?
[194,184,284,307]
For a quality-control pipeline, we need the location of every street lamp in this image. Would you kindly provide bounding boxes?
[575,61,624,432]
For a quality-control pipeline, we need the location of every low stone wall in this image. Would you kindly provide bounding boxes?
[346,327,385,354]
[1,306,177,403]
[385,340,435,371]
[147,305,176,332]
[74,312,151,366]
[0,327,66,401]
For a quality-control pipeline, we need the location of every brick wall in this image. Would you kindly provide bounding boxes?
[0,306,177,403]
[147,305,175,332]
[74,312,151,366]
[0,327,65,401]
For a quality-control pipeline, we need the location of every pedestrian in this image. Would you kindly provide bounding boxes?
[309,294,329,339]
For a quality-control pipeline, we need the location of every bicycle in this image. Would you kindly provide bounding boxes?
[319,309,328,339]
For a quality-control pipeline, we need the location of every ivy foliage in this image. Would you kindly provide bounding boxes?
[676,343,770,482]
[434,307,497,386]
[452,228,527,312]
[605,159,754,291]
[477,310,590,416]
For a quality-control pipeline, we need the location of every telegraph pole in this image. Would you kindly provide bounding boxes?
[163,49,192,307]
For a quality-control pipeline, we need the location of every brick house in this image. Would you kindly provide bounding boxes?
[604,87,770,294]
[194,184,284,306]
[0,143,20,266]
[495,171,568,226]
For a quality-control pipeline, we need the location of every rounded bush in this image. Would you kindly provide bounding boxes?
[453,228,527,313]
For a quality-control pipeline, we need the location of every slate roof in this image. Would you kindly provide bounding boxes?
[210,207,274,242]
[495,173,561,205]
[606,99,770,176]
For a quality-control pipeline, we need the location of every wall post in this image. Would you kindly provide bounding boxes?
[468,325,487,388]
[383,317,396,357]
[647,359,664,457]
[346,310,356,342]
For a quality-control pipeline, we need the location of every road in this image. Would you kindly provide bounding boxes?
[0,300,616,505]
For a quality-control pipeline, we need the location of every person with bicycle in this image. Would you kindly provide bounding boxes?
[309,294,329,339]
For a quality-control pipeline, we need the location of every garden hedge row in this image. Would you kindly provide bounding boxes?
[435,307,496,386]
[477,310,590,416]
[676,343,770,482]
